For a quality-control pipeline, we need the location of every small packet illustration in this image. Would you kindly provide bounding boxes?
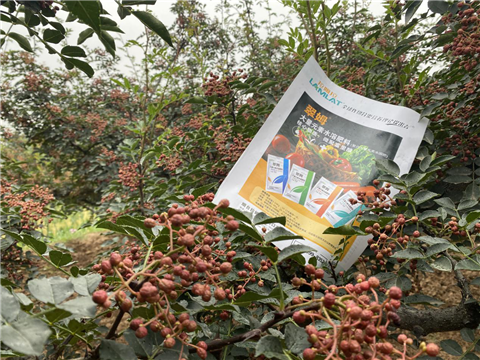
[323,190,364,227]
[266,154,290,194]
[304,177,343,217]
[282,164,315,205]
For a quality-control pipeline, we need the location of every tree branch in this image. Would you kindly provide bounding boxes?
[189,302,321,353]
[395,301,480,336]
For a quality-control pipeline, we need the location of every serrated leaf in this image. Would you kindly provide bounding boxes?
[390,248,423,260]
[440,339,463,356]
[253,245,278,263]
[1,317,51,356]
[238,223,263,241]
[131,11,172,46]
[413,190,439,205]
[323,225,365,236]
[434,197,456,210]
[253,213,286,226]
[235,288,284,306]
[284,323,310,355]
[376,158,400,176]
[458,200,478,211]
[277,244,315,263]
[255,335,289,360]
[264,227,304,243]
[28,277,74,304]
[426,243,455,257]
[444,175,472,184]
[455,258,480,271]
[386,276,412,291]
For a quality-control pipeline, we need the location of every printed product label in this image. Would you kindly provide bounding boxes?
[266,155,290,194]
[282,164,315,205]
[323,190,362,227]
[305,177,343,217]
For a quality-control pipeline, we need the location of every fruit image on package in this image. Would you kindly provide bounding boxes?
[304,177,343,217]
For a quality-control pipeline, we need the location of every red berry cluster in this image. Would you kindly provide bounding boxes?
[1,181,55,230]
[442,2,480,71]
[118,162,142,190]
[89,196,270,358]
[201,69,247,98]
[289,271,439,360]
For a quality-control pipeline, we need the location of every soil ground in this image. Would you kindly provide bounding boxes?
[37,232,480,359]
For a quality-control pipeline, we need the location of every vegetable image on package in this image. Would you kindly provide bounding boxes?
[214,57,428,270]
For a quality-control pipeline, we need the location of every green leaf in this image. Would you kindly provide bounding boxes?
[58,296,96,319]
[238,223,263,241]
[255,335,289,360]
[253,213,286,226]
[45,308,72,323]
[455,258,480,271]
[466,211,480,224]
[70,274,102,296]
[462,183,480,202]
[99,339,137,360]
[65,1,101,33]
[28,276,74,304]
[1,286,20,322]
[417,236,451,246]
[1,317,51,356]
[458,200,478,211]
[440,339,463,356]
[235,288,283,305]
[284,323,310,355]
[99,30,116,56]
[95,220,128,234]
[192,182,216,198]
[426,243,454,257]
[444,175,472,184]
[323,225,365,236]
[62,57,94,77]
[376,158,400,176]
[430,256,452,271]
[43,28,65,43]
[460,328,475,342]
[264,227,304,243]
[430,155,456,166]
[428,0,449,14]
[49,250,73,267]
[390,248,423,260]
[386,276,412,291]
[434,197,456,210]
[185,96,206,104]
[7,32,33,52]
[404,294,444,306]
[78,28,94,45]
[122,0,157,4]
[19,234,47,255]
[405,0,422,23]
[61,45,87,57]
[216,207,251,224]
[277,244,315,263]
[131,11,172,46]
[253,245,278,263]
[413,190,439,205]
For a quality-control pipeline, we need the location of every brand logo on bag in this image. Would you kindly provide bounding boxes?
[309,78,343,106]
